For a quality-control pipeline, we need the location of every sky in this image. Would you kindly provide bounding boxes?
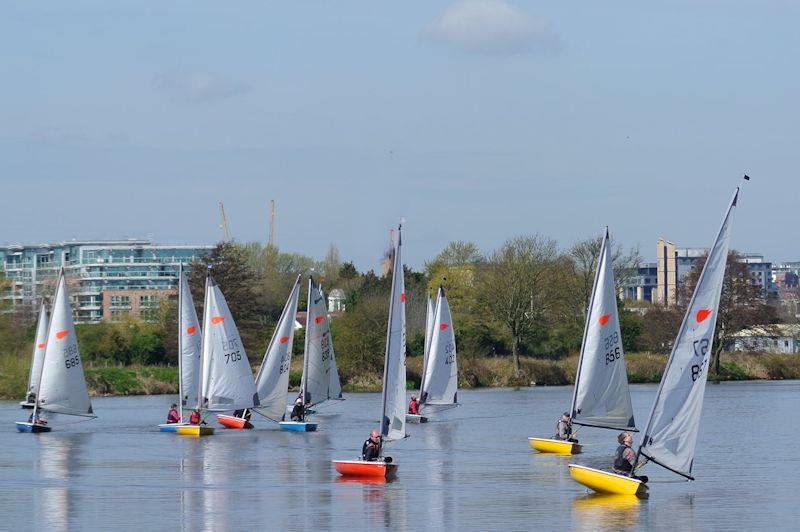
[1,1,798,271]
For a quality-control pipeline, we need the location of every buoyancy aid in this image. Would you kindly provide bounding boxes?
[614,444,634,472]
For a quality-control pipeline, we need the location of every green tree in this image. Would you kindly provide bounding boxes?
[477,235,561,375]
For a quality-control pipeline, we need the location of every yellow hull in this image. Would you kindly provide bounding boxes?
[528,437,582,454]
[176,425,215,436]
[568,464,647,496]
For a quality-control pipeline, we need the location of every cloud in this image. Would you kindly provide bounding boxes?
[153,69,250,103]
[427,0,560,56]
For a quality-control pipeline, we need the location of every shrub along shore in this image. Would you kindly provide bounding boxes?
[1,352,798,400]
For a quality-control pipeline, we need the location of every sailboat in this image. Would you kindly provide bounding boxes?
[333,224,407,479]
[178,270,260,436]
[160,265,202,432]
[250,274,301,428]
[569,185,742,495]
[408,293,434,424]
[409,286,458,423]
[16,269,95,433]
[280,276,343,432]
[530,228,636,455]
[20,300,50,409]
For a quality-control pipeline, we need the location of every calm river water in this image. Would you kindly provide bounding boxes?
[1,381,797,531]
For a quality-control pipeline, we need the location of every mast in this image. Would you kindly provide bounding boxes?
[634,186,741,480]
[32,271,61,422]
[302,276,313,411]
[379,224,401,456]
[419,292,436,405]
[196,267,212,414]
[177,264,185,420]
[569,227,608,421]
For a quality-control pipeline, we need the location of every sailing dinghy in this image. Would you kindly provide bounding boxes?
[180,271,260,435]
[160,266,203,432]
[569,185,742,495]
[333,224,408,479]
[20,300,50,409]
[281,277,343,432]
[16,269,95,433]
[251,275,302,429]
[408,294,434,424]
[530,228,636,455]
[409,286,458,424]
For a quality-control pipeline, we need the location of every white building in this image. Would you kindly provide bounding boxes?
[327,288,346,313]
[728,324,800,354]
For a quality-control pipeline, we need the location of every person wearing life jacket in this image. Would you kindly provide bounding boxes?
[408,395,420,415]
[166,404,181,424]
[362,430,382,461]
[189,409,201,425]
[290,397,305,422]
[554,412,578,442]
[613,432,648,482]
[28,410,47,425]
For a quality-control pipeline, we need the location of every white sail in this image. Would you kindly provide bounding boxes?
[380,225,407,443]
[178,267,202,418]
[420,286,458,411]
[301,278,342,406]
[638,188,740,479]
[27,301,50,397]
[317,284,343,400]
[571,228,636,431]
[419,293,435,394]
[200,275,260,412]
[37,270,93,417]
[255,275,301,421]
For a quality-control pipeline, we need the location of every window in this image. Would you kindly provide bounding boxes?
[110,295,131,308]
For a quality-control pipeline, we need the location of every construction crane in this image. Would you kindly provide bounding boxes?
[218,202,231,242]
[268,199,275,250]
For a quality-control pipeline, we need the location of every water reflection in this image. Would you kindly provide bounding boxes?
[422,422,456,529]
[644,493,696,530]
[33,433,90,532]
[571,493,642,531]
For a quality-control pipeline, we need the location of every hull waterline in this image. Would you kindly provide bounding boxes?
[568,464,647,496]
[529,437,582,454]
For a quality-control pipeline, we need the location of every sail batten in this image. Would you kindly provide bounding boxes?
[37,270,94,417]
[420,286,458,410]
[255,275,301,421]
[637,188,740,479]
[380,225,407,444]
[571,228,636,431]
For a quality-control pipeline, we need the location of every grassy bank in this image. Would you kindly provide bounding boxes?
[2,352,799,399]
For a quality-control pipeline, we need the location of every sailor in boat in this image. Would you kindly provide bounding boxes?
[189,409,202,425]
[166,404,181,424]
[26,389,37,405]
[290,397,305,422]
[555,412,579,443]
[361,430,382,461]
[408,395,419,415]
[233,408,252,422]
[28,410,47,426]
[613,432,648,482]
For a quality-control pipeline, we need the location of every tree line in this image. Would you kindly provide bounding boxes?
[0,234,784,382]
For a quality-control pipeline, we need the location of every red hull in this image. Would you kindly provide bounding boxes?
[332,460,398,479]
[217,414,253,430]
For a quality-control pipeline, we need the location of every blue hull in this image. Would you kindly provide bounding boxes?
[159,423,188,433]
[16,422,51,433]
[279,422,318,432]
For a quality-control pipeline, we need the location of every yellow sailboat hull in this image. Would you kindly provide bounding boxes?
[176,425,215,436]
[528,437,582,454]
[568,464,647,496]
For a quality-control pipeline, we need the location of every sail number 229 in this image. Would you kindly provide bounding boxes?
[604,332,620,366]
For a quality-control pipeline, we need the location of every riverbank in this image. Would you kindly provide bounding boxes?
[1,351,799,399]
